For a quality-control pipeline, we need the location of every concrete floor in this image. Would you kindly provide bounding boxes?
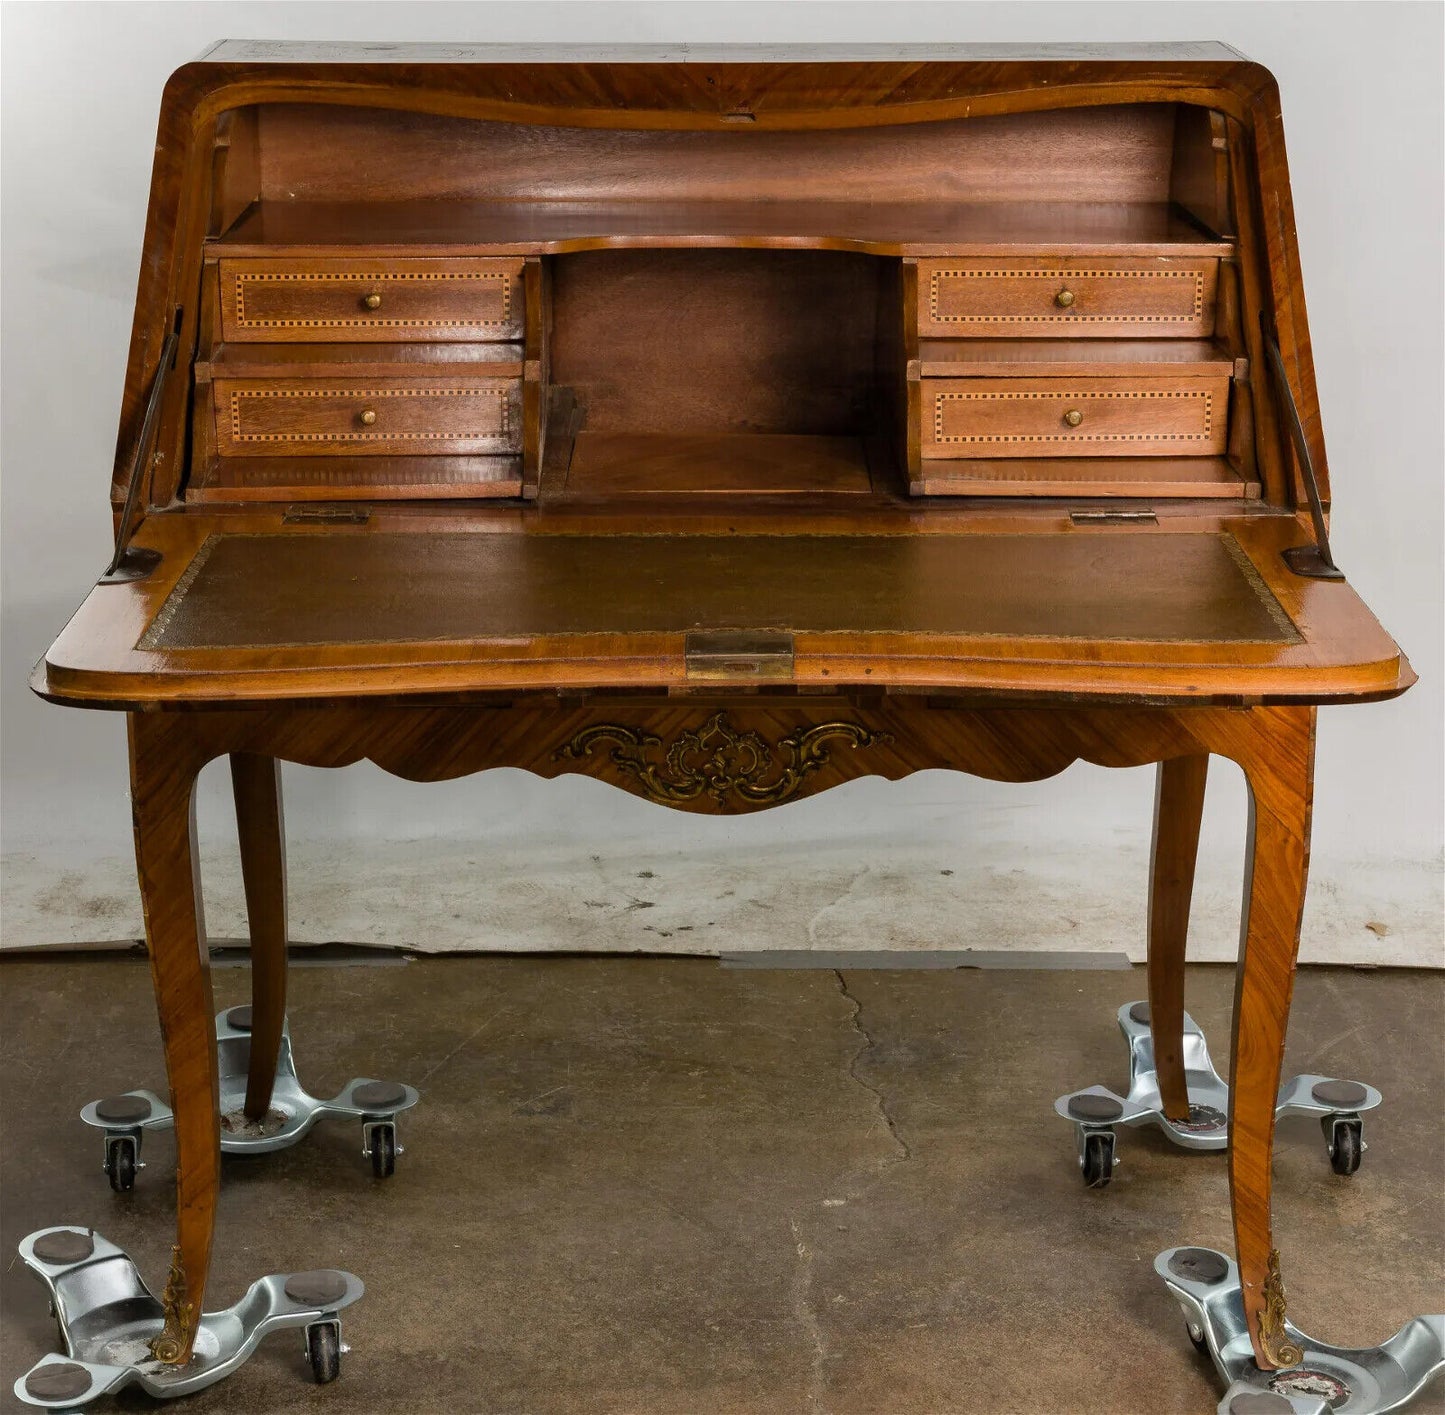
[1,956,1441,1414]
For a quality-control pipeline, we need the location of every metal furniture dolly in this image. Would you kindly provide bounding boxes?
[12,1227,362,1408]
[1056,1001,1382,1186]
[81,1007,419,1190]
[1157,1246,1444,1415]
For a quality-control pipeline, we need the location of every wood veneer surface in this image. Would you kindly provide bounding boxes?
[252,104,1181,205]
[564,433,875,496]
[139,530,1296,650]
[550,249,880,436]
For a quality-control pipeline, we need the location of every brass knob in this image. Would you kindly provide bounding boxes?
[1055,288,1076,308]
[1063,409,1084,428]
[362,293,383,310]
[359,408,378,426]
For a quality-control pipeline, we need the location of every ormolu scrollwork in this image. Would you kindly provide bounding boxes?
[149,1244,197,1364]
[1257,1248,1305,1368]
[556,712,890,810]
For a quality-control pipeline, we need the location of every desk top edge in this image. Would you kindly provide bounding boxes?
[194,40,1253,66]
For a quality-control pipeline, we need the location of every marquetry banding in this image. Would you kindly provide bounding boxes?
[231,271,512,330]
[928,268,1206,325]
[227,387,510,444]
[932,389,1213,445]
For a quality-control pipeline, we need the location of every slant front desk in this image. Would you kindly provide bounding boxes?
[32,40,1415,1402]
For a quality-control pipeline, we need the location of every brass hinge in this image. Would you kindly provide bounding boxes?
[684,630,794,683]
[282,505,371,525]
[1070,510,1158,526]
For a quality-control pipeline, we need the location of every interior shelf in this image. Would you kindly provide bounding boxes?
[912,339,1237,379]
[187,455,523,503]
[196,342,526,378]
[213,199,1233,257]
[910,456,1259,499]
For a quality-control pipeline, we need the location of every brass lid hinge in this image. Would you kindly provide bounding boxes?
[1070,510,1158,526]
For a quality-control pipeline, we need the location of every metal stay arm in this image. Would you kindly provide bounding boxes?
[101,325,180,584]
[1259,316,1345,581]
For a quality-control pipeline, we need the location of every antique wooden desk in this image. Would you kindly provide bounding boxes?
[32,41,1413,1390]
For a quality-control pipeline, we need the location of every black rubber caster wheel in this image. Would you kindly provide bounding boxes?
[1328,1118,1363,1176]
[105,1137,137,1193]
[1081,1130,1115,1188]
[369,1123,396,1180]
[1187,1322,1209,1356]
[306,1321,341,1384]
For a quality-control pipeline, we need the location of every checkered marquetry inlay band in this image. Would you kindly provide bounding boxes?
[932,389,1214,445]
[231,271,513,330]
[227,387,511,444]
[927,268,1206,325]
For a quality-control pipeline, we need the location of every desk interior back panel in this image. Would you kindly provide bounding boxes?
[550,249,881,436]
[139,531,1297,650]
[252,103,1179,205]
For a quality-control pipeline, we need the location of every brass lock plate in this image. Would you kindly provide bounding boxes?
[684,630,795,682]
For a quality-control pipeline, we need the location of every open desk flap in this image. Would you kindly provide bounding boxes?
[39,516,1411,707]
[140,530,1295,648]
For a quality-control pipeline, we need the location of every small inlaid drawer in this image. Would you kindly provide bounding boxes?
[214,378,522,458]
[920,376,1230,459]
[218,258,525,342]
[916,258,1218,339]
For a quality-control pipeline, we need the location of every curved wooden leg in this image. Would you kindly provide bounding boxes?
[129,714,218,1365]
[230,754,288,1120]
[1228,707,1315,1370]
[1147,754,1209,1122]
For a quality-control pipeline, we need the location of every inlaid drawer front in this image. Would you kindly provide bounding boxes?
[214,378,522,457]
[916,258,1218,338]
[921,377,1230,459]
[218,258,525,342]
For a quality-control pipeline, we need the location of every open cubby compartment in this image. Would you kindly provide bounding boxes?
[544,248,894,499]
[192,98,1250,503]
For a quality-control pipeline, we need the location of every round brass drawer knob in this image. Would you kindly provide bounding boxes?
[1055,288,1076,308]
[359,408,378,426]
[362,293,383,310]
[1063,409,1084,427]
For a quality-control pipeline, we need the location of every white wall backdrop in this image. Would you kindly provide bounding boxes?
[2,2,1441,966]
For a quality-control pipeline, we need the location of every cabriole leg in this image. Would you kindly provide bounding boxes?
[230,754,288,1121]
[129,714,218,1365]
[1229,707,1315,1370]
[1147,753,1209,1122]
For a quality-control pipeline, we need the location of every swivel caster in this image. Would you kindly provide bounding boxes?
[81,1010,420,1185]
[1080,1128,1116,1189]
[362,1117,400,1180]
[103,1135,138,1193]
[1055,1003,1382,1183]
[306,1319,342,1384]
[1325,1114,1364,1176]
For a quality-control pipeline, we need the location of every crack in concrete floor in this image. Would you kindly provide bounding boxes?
[835,969,913,1165]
